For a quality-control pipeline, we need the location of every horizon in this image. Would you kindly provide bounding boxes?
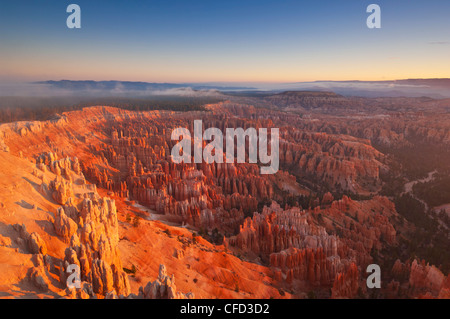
[3,77,450,88]
[2,77,450,99]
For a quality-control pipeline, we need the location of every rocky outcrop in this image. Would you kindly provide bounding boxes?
[226,198,398,297]
[387,259,450,298]
[29,232,47,255]
[27,254,52,292]
[50,177,74,205]
[226,202,360,293]
[278,130,384,193]
[226,202,339,260]
[57,195,131,297]
[409,259,446,296]
[54,206,78,243]
[331,263,360,299]
[270,247,344,286]
[13,223,47,255]
[140,265,194,299]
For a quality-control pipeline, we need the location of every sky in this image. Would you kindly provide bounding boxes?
[0,0,449,83]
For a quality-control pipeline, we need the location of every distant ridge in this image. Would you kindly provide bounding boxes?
[32,78,450,98]
[36,80,256,91]
[282,78,450,98]
[305,78,450,88]
[272,91,342,97]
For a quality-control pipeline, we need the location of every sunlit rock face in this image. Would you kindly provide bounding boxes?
[0,101,448,299]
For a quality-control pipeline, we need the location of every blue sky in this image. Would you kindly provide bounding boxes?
[1,0,449,82]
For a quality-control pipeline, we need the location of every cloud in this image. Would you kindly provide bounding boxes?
[0,82,223,98]
[148,87,222,97]
[0,83,74,97]
[428,41,450,45]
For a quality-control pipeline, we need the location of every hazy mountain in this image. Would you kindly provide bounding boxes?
[37,80,255,92]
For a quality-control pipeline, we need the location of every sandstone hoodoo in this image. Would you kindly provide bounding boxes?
[0,97,449,299]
